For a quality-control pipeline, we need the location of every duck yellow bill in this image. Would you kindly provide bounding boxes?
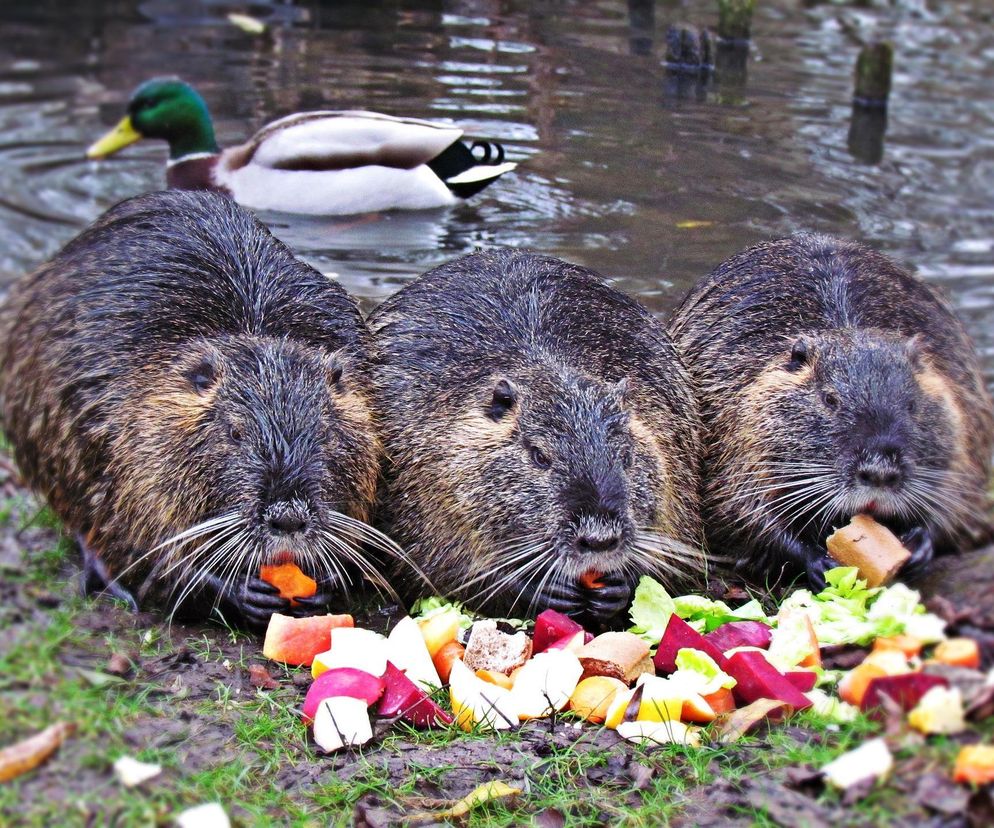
[86,116,142,159]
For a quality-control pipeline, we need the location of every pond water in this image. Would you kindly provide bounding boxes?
[0,0,992,386]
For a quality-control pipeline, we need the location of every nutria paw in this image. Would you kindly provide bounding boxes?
[805,553,836,592]
[79,536,138,611]
[583,572,632,624]
[538,579,587,618]
[288,581,341,617]
[899,526,935,580]
[202,575,290,631]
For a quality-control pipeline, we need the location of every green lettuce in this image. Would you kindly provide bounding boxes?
[629,576,676,642]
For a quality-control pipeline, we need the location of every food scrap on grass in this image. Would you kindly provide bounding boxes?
[260,561,993,791]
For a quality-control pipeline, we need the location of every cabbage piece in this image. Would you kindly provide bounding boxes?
[629,576,677,643]
[673,648,737,695]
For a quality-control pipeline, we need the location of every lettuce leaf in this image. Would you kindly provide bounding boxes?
[628,576,676,642]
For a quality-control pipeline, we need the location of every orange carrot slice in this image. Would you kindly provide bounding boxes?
[260,562,317,604]
[579,569,605,590]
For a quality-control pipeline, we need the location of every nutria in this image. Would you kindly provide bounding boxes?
[370,248,703,623]
[0,190,403,629]
[669,234,994,589]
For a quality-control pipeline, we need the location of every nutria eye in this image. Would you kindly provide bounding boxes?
[822,389,840,411]
[187,361,216,393]
[229,425,243,444]
[530,446,551,470]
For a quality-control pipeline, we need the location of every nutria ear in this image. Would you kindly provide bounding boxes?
[322,352,345,388]
[787,337,811,370]
[487,378,518,420]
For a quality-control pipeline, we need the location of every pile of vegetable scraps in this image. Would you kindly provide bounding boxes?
[260,562,994,792]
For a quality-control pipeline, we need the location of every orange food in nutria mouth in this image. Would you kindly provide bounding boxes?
[579,569,605,590]
[259,562,318,604]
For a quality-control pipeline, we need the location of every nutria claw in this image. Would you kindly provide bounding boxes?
[582,572,632,623]
[79,536,138,612]
[537,579,587,618]
[804,553,837,593]
[288,585,339,617]
[200,574,289,631]
[898,526,935,580]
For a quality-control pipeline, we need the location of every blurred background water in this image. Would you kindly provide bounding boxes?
[0,0,991,386]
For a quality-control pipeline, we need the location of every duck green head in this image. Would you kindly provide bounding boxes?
[87,77,220,161]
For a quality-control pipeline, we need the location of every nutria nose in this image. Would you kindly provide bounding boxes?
[265,501,310,535]
[577,532,622,553]
[856,463,903,489]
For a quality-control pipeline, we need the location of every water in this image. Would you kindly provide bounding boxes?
[1,0,992,385]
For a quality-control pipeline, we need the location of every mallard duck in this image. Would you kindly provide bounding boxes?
[86,77,517,215]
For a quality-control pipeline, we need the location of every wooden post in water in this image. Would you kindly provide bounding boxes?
[853,41,893,108]
[849,41,893,163]
[717,0,756,42]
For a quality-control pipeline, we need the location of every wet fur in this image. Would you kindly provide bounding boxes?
[669,234,994,585]
[370,248,703,619]
[0,190,381,618]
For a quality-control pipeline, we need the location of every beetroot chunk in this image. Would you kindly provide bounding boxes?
[654,614,728,674]
[705,621,774,653]
[533,609,585,653]
[725,651,813,711]
[860,674,949,716]
[785,671,818,693]
[378,662,453,728]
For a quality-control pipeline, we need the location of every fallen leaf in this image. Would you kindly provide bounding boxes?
[968,786,994,828]
[75,668,125,688]
[714,699,784,743]
[0,722,76,783]
[533,808,567,828]
[113,755,162,788]
[248,664,279,690]
[915,772,969,815]
[675,220,714,229]
[406,781,522,823]
[106,653,133,677]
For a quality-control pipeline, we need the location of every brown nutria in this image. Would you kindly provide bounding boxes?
[669,234,994,590]
[369,248,704,624]
[0,190,405,629]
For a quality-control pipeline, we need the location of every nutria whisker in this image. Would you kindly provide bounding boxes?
[150,512,245,552]
[317,531,402,602]
[465,544,553,613]
[154,520,246,581]
[167,527,253,625]
[323,510,434,590]
[456,544,552,592]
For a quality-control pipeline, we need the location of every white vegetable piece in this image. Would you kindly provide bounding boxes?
[312,628,389,677]
[509,650,583,719]
[113,755,162,787]
[616,720,702,747]
[448,658,519,731]
[175,802,231,828]
[313,696,374,752]
[821,738,893,789]
[387,616,442,691]
[908,686,967,735]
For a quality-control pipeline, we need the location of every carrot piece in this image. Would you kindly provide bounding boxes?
[0,722,76,783]
[432,640,466,685]
[259,562,317,604]
[703,687,736,715]
[953,745,994,785]
[476,669,514,690]
[934,638,981,670]
[873,634,924,659]
[838,662,887,707]
[579,569,605,590]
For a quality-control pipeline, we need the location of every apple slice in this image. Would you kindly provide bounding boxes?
[954,745,994,785]
[533,609,585,653]
[311,628,389,679]
[419,609,463,657]
[302,668,385,724]
[262,613,354,667]
[569,676,627,723]
[703,687,736,715]
[820,738,892,790]
[768,611,821,670]
[545,631,587,654]
[704,621,773,653]
[908,686,966,734]
[654,615,727,674]
[933,638,981,669]
[312,696,373,752]
[509,651,584,719]
[387,616,441,691]
[432,641,466,685]
[377,662,454,728]
[724,651,812,711]
[448,658,519,732]
[838,662,888,707]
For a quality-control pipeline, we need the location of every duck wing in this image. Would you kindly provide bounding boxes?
[227,111,465,172]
